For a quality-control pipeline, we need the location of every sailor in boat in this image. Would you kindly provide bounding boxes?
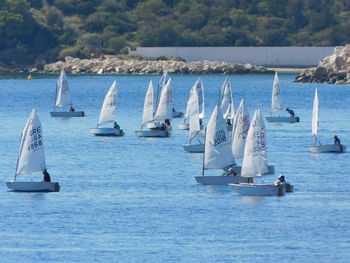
[333,135,341,146]
[43,169,51,182]
[70,106,75,112]
[285,108,295,117]
[165,119,171,128]
[274,175,285,186]
[114,121,120,130]
[225,167,237,176]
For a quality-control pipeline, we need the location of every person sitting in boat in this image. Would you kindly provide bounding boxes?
[227,167,237,176]
[43,169,51,182]
[226,119,232,126]
[70,106,75,112]
[113,122,120,130]
[160,122,166,131]
[285,108,295,117]
[333,135,341,146]
[274,175,285,186]
[165,119,171,127]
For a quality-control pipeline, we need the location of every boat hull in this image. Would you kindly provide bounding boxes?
[308,144,346,153]
[265,116,300,123]
[135,130,171,137]
[195,175,248,185]
[50,111,85,117]
[178,123,189,130]
[230,183,284,196]
[6,181,60,192]
[183,143,204,153]
[223,165,275,175]
[91,127,124,136]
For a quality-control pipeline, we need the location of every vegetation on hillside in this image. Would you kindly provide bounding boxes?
[1,0,350,66]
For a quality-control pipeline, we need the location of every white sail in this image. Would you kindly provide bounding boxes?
[55,70,73,108]
[220,78,234,119]
[98,81,117,126]
[185,78,205,120]
[154,79,173,121]
[312,88,319,138]
[271,72,282,112]
[16,109,46,176]
[241,108,268,178]
[204,105,235,169]
[231,99,250,158]
[142,80,154,126]
[156,71,169,109]
[188,87,200,139]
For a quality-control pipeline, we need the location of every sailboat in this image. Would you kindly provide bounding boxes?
[230,109,291,196]
[179,77,205,130]
[183,86,204,153]
[219,77,234,131]
[91,81,124,136]
[308,88,346,153]
[266,72,299,123]
[6,109,60,192]
[135,80,171,137]
[50,70,85,117]
[194,106,247,185]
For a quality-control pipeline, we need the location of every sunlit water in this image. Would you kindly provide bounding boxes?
[0,73,349,262]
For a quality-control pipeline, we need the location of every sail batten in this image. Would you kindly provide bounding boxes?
[16,109,46,176]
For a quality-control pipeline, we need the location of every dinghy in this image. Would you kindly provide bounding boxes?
[179,78,205,130]
[183,86,204,153]
[308,88,346,153]
[266,72,299,123]
[6,109,60,192]
[91,81,124,136]
[219,77,234,131]
[50,70,85,117]
[135,80,172,137]
[230,109,289,196]
[195,106,247,185]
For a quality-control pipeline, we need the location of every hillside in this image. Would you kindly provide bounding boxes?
[1,0,350,67]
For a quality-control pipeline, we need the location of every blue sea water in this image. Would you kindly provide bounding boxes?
[0,73,349,263]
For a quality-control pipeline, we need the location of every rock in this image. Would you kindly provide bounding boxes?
[295,44,350,84]
[40,56,273,75]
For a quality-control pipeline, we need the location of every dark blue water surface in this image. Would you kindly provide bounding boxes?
[0,73,349,263]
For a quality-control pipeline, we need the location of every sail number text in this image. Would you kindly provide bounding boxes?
[27,127,43,151]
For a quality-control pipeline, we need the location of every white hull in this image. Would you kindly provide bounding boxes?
[195,175,249,185]
[230,183,284,196]
[223,165,275,175]
[50,111,85,117]
[91,127,124,136]
[308,144,345,153]
[183,143,204,153]
[6,181,60,192]
[266,116,300,123]
[178,123,189,130]
[135,130,170,137]
[172,110,183,118]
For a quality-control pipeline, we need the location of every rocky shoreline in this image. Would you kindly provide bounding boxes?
[24,56,273,75]
[294,45,350,84]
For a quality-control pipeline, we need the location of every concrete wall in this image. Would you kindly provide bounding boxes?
[129,47,336,67]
